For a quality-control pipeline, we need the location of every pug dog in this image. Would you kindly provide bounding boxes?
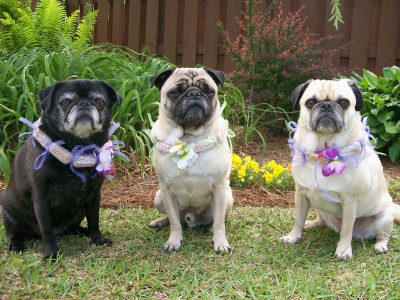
[0,79,122,259]
[280,79,400,259]
[148,67,234,253]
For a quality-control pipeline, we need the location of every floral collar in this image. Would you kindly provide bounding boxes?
[154,121,233,169]
[19,118,129,181]
[288,117,376,202]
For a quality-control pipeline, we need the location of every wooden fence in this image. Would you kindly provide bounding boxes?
[60,0,399,75]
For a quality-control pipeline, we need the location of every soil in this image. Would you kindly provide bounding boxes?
[100,134,399,209]
[0,135,398,209]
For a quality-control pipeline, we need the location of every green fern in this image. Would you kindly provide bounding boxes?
[0,0,98,53]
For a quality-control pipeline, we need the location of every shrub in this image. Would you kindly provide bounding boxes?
[230,154,294,191]
[353,66,400,162]
[218,0,339,112]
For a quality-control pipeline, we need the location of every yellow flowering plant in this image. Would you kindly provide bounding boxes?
[230,154,294,191]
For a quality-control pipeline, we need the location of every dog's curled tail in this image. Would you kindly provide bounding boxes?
[393,203,400,224]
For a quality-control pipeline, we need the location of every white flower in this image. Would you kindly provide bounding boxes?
[166,135,198,169]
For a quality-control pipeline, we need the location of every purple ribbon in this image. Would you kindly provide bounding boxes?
[70,144,99,181]
[33,140,66,170]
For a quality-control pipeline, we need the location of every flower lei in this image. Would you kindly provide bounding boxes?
[288,117,376,202]
[153,120,234,170]
[19,117,129,181]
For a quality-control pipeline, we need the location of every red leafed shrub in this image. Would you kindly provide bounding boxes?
[218,0,340,111]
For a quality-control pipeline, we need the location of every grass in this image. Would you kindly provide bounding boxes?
[1,206,399,299]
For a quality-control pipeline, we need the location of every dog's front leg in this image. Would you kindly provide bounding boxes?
[32,189,58,259]
[211,187,232,254]
[335,199,357,260]
[160,185,182,252]
[85,189,112,246]
[280,186,310,244]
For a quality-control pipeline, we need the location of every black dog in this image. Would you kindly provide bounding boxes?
[0,79,122,259]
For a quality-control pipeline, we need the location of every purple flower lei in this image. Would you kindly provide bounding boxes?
[19,117,129,181]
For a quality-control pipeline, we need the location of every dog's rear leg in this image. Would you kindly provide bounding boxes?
[148,216,170,228]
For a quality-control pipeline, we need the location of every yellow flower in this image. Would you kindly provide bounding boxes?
[237,168,246,179]
[263,172,273,184]
[243,156,252,163]
[232,154,242,170]
[272,164,284,177]
[266,160,278,170]
[249,160,259,173]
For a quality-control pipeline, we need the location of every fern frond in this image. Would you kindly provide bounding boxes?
[73,10,98,47]
[65,10,79,42]
[35,0,67,50]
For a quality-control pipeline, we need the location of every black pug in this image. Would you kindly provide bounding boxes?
[0,79,122,259]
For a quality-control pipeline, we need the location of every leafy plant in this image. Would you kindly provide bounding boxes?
[352,66,400,162]
[0,0,97,52]
[218,0,339,114]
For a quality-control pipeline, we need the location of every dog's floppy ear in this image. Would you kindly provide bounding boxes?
[150,68,176,90]
[347,80,363,111]
[292,80,313,111]
[203,67,225,88]
[38,82,60,113]
[99,81,122,106]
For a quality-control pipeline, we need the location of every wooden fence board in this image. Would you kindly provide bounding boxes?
[203,0,220,68]
[145,0,159,54]
[163,0,178,60]
[223,0,242,73]
[96,0,109,43]
[349,0,373,70]
[127,0,142,51]
[111,0,125,45]
[182,0,199,67]
[376,0,400,72]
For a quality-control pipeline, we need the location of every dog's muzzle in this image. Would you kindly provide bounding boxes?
[174,88,212,128]
[310,101,344,133]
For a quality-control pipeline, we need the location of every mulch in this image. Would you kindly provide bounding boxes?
[0,135,398,209]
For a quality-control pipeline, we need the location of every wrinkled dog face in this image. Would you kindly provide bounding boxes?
[39,80,121,138]
[292,79,363,134]
[151,67,224,129]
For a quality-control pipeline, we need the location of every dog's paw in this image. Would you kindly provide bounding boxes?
[43,243,59,260]
[304,219,325,230]
[335,245,352,260]
[148,216,170,228]
[163,240,182,252]
[95,237,113,246]
[280,234,301,244]
[374,241,388,254]
[213,240,232,254]
[8,238,25,252]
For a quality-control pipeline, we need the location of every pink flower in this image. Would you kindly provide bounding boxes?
[322,160,346,177]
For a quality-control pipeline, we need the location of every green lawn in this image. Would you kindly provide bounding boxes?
[1,206,399,299]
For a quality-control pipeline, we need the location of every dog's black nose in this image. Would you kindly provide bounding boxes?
[78,100,92,107]
[320,102,332,110]
[186,90,201,99]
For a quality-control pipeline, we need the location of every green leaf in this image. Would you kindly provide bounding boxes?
[388,139,400,162]
[362,69,378,88]
[384,121,399,134]
[383,67,396,80]
[377,110,394,123]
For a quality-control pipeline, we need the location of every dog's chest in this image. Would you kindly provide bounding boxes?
[154,144,231,208]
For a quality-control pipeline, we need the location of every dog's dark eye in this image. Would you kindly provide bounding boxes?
[305,99,316,109]
[60,98,72,109]
[338,98,350,109]
[95,98,105,108]
[207,89,215,97]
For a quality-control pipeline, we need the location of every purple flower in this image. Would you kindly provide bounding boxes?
[324,147,338,160]
[322,160,346,177]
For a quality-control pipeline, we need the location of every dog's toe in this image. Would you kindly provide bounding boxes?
[335,248,352,260]
[280,235,301,244]
[374,241,388,254]
[163,241,181,252]
[8,238,25,252]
